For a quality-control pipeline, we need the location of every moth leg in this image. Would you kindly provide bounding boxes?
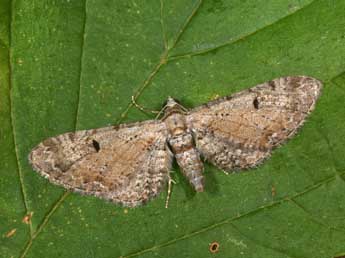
[154,107,167,120]
[165,171,176,209]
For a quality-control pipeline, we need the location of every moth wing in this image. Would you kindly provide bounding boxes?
[186,76,322,171]
[29,121,173,207]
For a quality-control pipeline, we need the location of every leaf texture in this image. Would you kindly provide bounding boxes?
[1,0,345,257]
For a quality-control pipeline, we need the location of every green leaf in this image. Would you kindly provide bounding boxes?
[1,0,345,257]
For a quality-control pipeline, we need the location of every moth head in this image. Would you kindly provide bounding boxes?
[163,96,181,109]
[161,97,186,119]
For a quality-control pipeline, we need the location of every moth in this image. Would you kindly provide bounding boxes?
[29,76,322,207]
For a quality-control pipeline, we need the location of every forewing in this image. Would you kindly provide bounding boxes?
[186,76,322,171]
[29,121,173,207]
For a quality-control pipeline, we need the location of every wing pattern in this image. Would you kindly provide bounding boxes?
[186,76,322,171]
[29,76,322,205]
[29,121,173,206]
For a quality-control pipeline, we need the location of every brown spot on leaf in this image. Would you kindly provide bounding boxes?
[5,228,17,238]
[22,212,33,224]
[271,184,276,197]
[209,241,220,253]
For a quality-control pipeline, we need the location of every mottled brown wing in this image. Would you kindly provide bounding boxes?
[29,121,173,207]
[186,76,322,171]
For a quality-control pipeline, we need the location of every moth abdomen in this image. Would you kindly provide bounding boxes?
[168,133,204,192]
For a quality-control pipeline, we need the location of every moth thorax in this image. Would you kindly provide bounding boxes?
[164,112,187,136]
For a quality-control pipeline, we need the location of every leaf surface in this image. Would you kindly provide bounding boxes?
[1,0,345,257]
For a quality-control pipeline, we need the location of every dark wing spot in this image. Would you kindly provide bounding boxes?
[92,140,100,152]
[253,97,259,109]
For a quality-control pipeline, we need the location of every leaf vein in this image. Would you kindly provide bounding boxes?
[115,0,203,123]
[18,0,88,256]
[169,0,317,61]
[122,172,345,258]
[74,0,88,130]
[229,223,304,258]
[289,198,345,233]
[160,0,168,50]
[8,0,33,236]
[19,192,70,258]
